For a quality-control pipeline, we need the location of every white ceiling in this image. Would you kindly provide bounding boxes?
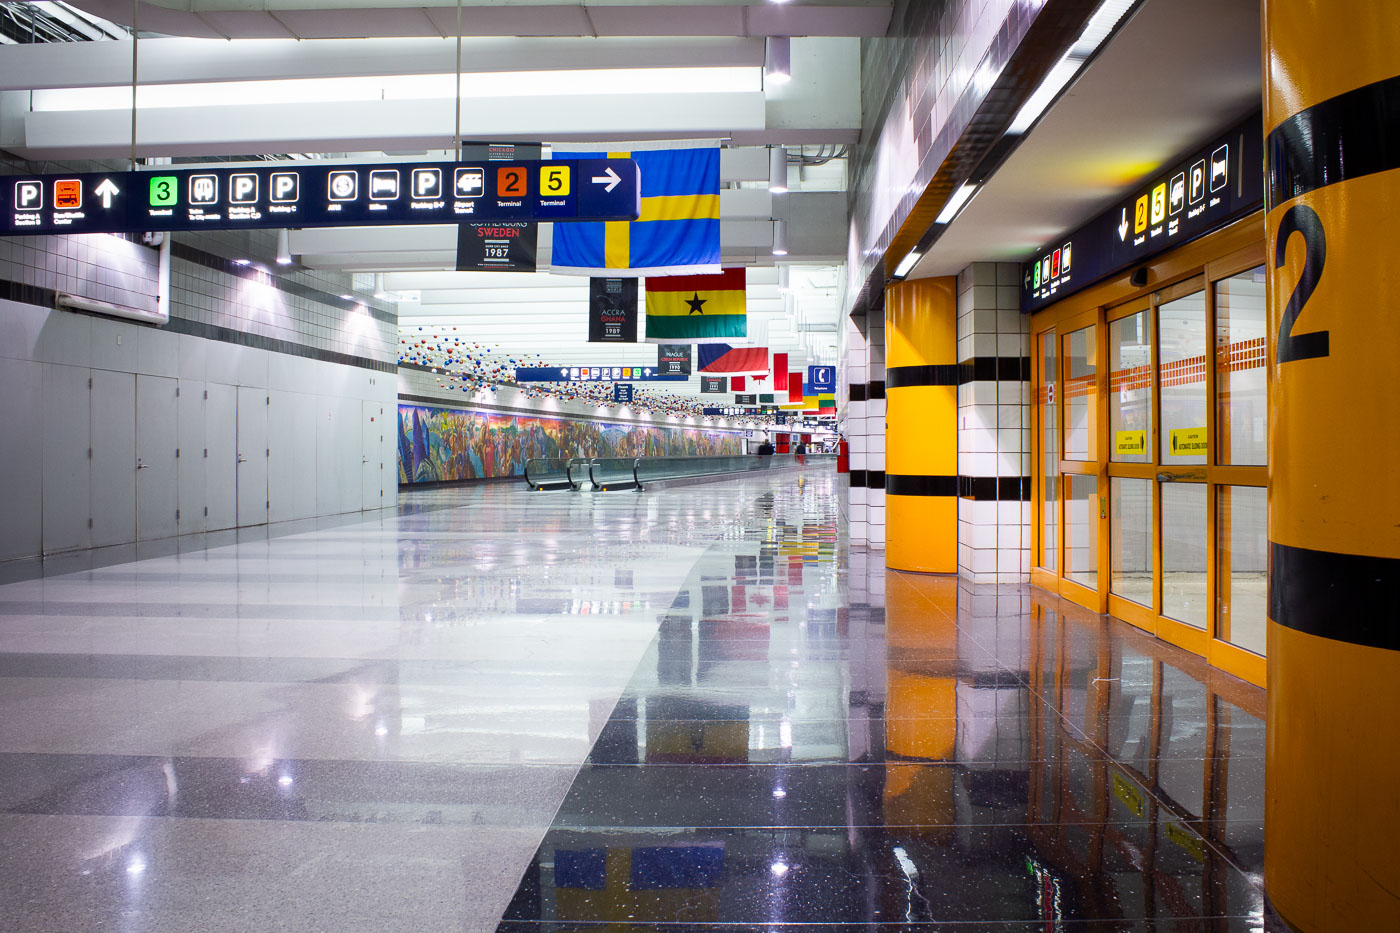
[63,0,892,41]
[909,0,1263,278]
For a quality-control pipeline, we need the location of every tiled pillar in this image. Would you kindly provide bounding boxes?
[845,315,869,545]
[866,311,887,548]
[955,262,1031,585]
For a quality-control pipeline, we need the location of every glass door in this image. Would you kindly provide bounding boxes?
[1106,299,1156,630]
[1154,278,1210,654]
[1058,311,1105,612]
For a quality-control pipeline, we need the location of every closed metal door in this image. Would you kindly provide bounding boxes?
[90,369,136,547]
[136,374,178,541]
[205,384,237,531]
[236,386,268,527]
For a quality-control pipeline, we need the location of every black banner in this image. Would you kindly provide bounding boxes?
[701,376,728,393]
[657,344,692,376]
[457,222,537,272]
[735,393,757,405]
[588,278,639,342]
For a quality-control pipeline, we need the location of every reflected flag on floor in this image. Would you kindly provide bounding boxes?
[550,147,721,276]
[644,267,747,343]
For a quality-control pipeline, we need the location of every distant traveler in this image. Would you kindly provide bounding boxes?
[794,440,807,465]
[757,439,775,456]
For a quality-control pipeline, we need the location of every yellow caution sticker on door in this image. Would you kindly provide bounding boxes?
[1168,427,1207,455]
[1111,771,1146,817]
[1164,820,1207,862]
[1115,430,1147,455]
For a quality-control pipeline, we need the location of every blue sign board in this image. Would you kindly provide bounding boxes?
[807,365,836,393]
[514,366,686,383]
[4,158,640,236]
[614,383,634,403]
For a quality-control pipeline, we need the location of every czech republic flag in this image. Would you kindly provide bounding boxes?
[697,343,769,374]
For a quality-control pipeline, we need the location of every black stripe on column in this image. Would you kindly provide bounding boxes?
[848,469,867,487]
[886,364,959,388]
[886,474,956,497]
[867,380,886,400]
[955,357,1032,384]
[1269,542,1400,652]
[849,383,868,402]
[1267,73,1400,208]
[866,470,885,489]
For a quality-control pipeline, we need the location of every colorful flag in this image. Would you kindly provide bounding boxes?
[550,147,721,276]
[697,344,769,374]
[644,267,746,343]
[773,354,788,391]
[788,372,803,403]
[730,376,745,392]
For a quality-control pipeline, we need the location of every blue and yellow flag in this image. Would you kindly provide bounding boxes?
[551,147,721,276]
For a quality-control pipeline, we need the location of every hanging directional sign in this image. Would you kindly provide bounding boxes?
[514,365,686,383]
[3,158,640,237]
[1020,114,1262,313]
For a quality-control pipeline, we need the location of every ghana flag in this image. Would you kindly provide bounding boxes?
[644,267,746,343]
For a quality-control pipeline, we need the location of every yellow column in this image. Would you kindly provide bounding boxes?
[884,278,957,572]
[1263,3,1400,928]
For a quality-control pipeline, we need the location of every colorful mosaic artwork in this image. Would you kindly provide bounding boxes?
[398,404,743,483]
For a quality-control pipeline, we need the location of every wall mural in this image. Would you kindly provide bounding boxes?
[398,403,744,483]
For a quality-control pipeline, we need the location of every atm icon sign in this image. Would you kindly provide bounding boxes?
[328,171,358,202]
[15,181,42,211]
[270,173,299,204]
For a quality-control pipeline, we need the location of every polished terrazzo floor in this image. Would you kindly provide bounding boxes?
[0,466,1269,930]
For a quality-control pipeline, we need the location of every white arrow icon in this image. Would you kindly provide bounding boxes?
[1117,207,1129,241]
[94,178,120,209]
[590,166,621,193]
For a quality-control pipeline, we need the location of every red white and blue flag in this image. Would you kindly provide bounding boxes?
[697,344,769,375]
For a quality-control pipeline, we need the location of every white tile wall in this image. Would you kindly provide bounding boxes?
[958,261,1031,584]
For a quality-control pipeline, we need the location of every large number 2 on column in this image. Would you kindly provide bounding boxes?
[1274,204,1329,363]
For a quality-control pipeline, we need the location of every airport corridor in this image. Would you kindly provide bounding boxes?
[0,464,1266,930]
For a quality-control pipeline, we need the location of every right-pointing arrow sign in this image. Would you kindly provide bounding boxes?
[1118,207,1129,241]
[590,167,621,193]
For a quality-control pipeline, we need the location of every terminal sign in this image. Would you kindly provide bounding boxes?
[1022,114,1263,312]
[4,158,640,237]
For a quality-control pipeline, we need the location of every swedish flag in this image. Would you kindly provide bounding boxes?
[551,147,721,276]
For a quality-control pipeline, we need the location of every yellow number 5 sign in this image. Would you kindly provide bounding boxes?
[540,166,570,197]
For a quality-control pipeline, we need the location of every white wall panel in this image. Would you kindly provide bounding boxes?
[90,369,136,547]
[41,363,90,553]
[136,374,179,541]
[0,357,43,560]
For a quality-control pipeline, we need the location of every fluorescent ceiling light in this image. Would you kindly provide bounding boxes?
[32,66,761,112]
[275,228,292,265]
[769,146,788,194]
[892,251,921,278]
[765,37,791,85]
[934,182,980,225]
[1005,0,1135,135]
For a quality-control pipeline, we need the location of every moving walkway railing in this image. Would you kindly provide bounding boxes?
[524,453,834,492]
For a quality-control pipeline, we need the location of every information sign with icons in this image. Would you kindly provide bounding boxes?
[1022,113,1262,313]
[514,366,686,383]
[2,158,639,236]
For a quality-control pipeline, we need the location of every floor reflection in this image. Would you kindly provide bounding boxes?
[499,471,1269,930]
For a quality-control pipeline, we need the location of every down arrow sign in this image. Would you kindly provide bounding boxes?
[590,167,621,193]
